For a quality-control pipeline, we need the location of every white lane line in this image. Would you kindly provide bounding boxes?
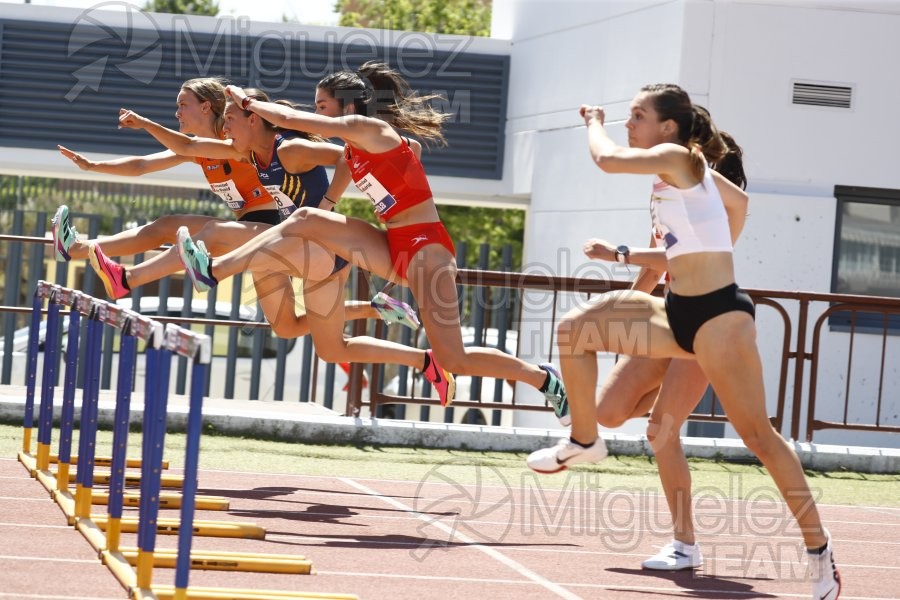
[339,476,583,600]
[314,570,895,599]
[266,533,898,570]
[0,522,70,530]
[0,594,121,600]
[0,555,98,564]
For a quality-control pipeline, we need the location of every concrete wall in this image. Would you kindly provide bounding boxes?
[496,0,900,447]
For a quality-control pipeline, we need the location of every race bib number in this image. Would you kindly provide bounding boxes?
[356,172,397,217]
[266,186,297,220]
[210,180,245,210]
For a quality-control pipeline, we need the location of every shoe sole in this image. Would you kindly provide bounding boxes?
[528,464,568,475]
[440,374,456,407]
[641,563,702,571]
[176,229,207,292]
[88,246,117,299]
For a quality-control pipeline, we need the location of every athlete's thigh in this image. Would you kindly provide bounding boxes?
[649,359,709,434]
[407,244,466,358]
[600,356,671,404]
[302,268,351,347]
[199,220,272,252]
[251,272,301,329]
[287,209,398,283]
[562,289,689,359]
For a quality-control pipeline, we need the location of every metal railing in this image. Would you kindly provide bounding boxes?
[2,232,900,443]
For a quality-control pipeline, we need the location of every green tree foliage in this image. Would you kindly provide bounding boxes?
[335,0,520,269]
[335,0,492,36]
[337,198,523,270]
[143,0,220,16]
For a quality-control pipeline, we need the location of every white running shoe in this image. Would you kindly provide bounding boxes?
[526,437,608,474]
[642,540,703,571]
[808,529,841,600]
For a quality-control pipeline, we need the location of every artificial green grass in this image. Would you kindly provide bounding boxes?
[2,423,897,507]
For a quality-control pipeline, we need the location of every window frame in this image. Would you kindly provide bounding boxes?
[830,185,900,334]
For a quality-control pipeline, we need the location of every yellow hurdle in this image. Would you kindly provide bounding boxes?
[62,469,184,488]
[118,547,312,574]
[91,514,266,539]
[49,453,169,469]
[91,490,230,511]
[134,585,359,600]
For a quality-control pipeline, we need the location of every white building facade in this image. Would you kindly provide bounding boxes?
[492,0,900,448]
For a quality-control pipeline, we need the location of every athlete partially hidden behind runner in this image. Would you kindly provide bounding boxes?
[171,62,569,420]
[113,85,456,405]
[53,77,417,338]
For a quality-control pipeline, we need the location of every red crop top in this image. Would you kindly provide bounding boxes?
[344,139,433,222]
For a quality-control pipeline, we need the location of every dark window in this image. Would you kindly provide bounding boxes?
[831,185,900,333]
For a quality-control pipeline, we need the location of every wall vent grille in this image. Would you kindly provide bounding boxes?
[792,82,852,108]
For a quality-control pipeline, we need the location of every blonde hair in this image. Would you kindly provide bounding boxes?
[181,77,228,137]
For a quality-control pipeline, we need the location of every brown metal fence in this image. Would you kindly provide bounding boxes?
[365,272,900,444]
[3,233,900,443]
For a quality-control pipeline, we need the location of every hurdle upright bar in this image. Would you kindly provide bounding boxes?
[132,324,347,600]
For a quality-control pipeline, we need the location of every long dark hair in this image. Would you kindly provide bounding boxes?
[317,61,449,145]
[641,83,746,190]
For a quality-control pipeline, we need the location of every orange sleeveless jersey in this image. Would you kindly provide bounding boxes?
[194,156,273,215]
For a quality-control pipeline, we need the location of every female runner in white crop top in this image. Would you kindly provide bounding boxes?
[527,84,840,600]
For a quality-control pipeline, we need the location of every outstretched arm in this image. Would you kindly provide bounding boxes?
[117,108,244,161]
[58,144,188,176]
[580,105,687,179]
[276,138,344,175]
[583,237,668,273]
[226,86,394,152]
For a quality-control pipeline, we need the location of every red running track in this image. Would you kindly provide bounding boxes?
[1,456,897,599]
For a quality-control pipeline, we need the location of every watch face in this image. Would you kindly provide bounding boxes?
[616,245,629,255]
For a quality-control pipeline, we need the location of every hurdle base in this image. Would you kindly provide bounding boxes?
[61,468,185,488]
[119,547,312,574]
[50,488,77,525]
[100,549,138,592]
[135,585,358,600]
[92,514,267,539]
[91,490,230,511]
[34,467,59,495]
[17,451,37,476]
[75,516,110,553]
[50,453,168,470]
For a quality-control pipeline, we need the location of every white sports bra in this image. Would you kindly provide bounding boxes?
[649,165,733,260]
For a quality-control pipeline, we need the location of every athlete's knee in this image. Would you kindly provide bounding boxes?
[144,215,179,242]
[596,400,628,429]
[286,207,321,229]
[314,339,349,364]
[735,422,784,461]
[434,353,466,375]
[647,411,680,451]
[268,319,309,340]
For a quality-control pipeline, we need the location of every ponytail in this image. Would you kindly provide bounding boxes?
[712,131,746,190]
[689,105,746,189]
[319,61,450,145]
[642,84,747,190]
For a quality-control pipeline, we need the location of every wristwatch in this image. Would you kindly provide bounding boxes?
[615,245,631,264]
[240,96,253,110]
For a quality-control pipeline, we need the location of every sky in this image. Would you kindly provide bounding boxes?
[5,0,340,25]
